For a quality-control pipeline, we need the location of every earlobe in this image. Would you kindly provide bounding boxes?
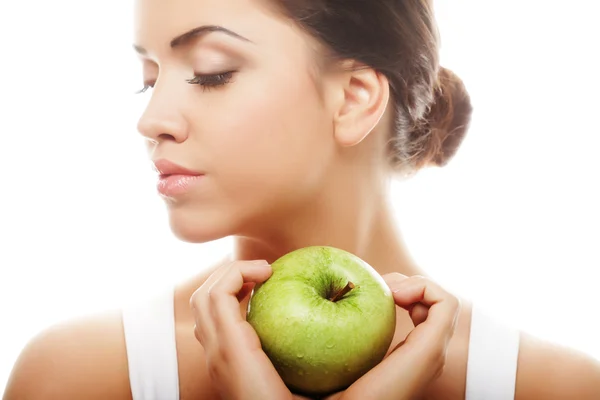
[333,67,390,147]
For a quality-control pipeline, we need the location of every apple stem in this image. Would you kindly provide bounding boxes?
[329,281,355,302]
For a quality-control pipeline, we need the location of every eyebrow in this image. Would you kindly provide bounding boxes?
[133,25,252,55]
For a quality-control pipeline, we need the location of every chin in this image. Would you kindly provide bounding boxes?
[166,206,235,244]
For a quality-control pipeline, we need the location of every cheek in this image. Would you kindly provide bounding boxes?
[202,69,334,202]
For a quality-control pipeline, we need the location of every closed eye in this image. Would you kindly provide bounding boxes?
[135,71,235,95]
[186,71,235,90]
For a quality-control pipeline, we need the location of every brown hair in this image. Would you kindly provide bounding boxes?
[276,0,473,170]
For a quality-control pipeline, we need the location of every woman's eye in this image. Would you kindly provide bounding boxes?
[134,71,235,95]
[186,71,235,90]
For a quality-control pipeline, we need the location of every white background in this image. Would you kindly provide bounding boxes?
[1,0,599,393]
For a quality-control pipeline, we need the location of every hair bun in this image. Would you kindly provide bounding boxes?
[417,67,473,167]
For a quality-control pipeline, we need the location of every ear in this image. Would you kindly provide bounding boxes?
[332,64,390,147]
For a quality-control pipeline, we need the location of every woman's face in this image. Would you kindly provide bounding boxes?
[134,0,340,242]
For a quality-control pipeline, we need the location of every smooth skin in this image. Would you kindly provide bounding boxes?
[4,0,600,399]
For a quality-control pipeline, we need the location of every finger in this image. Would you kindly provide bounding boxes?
[209,260,272,335]
[390,276,460,378]
[343,340,441,400]
[190,259,253,347]
[190,262,235,347]
[410,303,430,326]
[190,260,234,313]
[385,274,459,345]
[386,274,459,363]
[384,273,431,327]
[209,260,272,301]
[389,274,445,307]
[344,275,461,400]
[190,260,269,346]
[382,272,409,287]
[390,275,459,338]
[205,262,292,400]
[236,282,256,302]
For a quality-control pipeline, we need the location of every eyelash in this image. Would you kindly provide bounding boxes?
[136,71,235,94]
[187,71,235,89]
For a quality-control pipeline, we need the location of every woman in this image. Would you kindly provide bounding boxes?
[4,0,600,399]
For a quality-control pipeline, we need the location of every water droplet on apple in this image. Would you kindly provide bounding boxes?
[296,353,304,359]
[326,341,335,349]
[297,370,304,376]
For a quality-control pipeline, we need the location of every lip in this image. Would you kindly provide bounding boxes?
[153,159,204,178]
[152,159,205,197]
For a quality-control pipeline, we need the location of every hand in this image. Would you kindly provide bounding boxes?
[190,260,296,400]
[336,273,461,400]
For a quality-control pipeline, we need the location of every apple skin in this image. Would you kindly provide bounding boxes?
[246,246,396,396]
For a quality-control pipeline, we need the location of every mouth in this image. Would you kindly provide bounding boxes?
[152,159,205,197]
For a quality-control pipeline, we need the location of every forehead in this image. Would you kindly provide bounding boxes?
[134,0,290,51]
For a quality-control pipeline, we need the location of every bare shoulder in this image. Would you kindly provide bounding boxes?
[3,258,227,400]
[3,310,131,400]
[515,332,600,399]
[424,299,600,400]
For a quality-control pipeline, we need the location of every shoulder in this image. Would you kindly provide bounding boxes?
[433,303,600,400]
[3,310,132,400]
[515,332,600,399]
[427,301,600,399]
[3,259,226,400]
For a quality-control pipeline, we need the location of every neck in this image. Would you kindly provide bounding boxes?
[232,174,423,277]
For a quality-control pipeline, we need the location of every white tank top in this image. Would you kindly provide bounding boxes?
[122,288,520,400]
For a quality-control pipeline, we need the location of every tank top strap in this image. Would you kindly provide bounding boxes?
[122,288,180,400]
[465,303,520,399]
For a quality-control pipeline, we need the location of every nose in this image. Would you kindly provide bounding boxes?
[136,86,189,144]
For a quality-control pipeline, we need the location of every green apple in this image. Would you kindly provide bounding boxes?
[246,246,396,396]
